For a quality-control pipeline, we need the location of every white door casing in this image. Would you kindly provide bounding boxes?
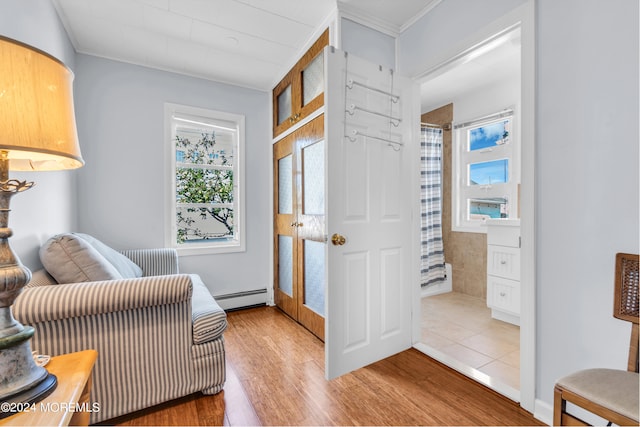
[325,47,419,380]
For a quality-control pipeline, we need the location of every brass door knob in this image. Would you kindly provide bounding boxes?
[331,233,346,246]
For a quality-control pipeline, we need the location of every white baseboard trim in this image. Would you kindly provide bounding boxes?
[213,288,267,310]
[534,398,553,426]
[420,280,452,297]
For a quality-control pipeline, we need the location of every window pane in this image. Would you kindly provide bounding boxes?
[176,166,234,244]
[176,168,233,204]
[469,120,510,151]
[302,53,324,106]
[469,159,508,185]
[278,155,293,214]
[176,206,234,242]
[175,127,234,167]
[304,240,325,315]
[302,140,325,215]
[278,235,293,297]
[467,197,508,220]
[277,85,292,125]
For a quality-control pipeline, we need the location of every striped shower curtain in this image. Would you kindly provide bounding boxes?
[420,126,446,286]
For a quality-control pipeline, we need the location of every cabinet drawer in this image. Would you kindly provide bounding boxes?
[486,222,520,247]
[487,276,521,315]
[487,245,520,280]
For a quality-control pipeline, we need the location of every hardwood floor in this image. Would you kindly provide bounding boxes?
[108,306,543,426]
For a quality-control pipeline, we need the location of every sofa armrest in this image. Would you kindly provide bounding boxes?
[14,274,193,324]
[120,248,179,276]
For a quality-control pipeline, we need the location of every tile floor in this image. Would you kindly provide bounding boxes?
[421,291,520,390]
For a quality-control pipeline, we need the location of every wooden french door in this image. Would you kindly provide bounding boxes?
[273,114,325,340]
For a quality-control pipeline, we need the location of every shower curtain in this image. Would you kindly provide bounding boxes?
[420,126,446,286]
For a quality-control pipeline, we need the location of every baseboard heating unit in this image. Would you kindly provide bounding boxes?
[214,288,267,311]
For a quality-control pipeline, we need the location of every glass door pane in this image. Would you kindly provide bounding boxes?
[302,54,324,106]
[302,140,325,215]
[278,155,293,214]
[304,240,325,315]
[277,85,292,125]
[278,235,293,297]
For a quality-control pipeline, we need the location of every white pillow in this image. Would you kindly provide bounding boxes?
[40,234,123,284]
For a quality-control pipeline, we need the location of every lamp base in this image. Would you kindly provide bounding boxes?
[0,325,57,411]
[0,373,57,419]
[0,167,58,416]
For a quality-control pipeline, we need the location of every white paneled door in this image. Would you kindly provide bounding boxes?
[324,47,419,379]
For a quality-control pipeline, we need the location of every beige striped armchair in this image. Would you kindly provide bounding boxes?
[13,247,227,424]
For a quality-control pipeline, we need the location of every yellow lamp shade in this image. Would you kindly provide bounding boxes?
[0,36,83,171]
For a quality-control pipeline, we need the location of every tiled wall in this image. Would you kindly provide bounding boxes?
[422,104,487,300]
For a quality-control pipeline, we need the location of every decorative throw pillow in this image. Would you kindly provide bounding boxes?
[40,233,123,284]
[73,233,142,278]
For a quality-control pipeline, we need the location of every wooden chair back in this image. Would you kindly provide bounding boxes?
[614,253,639,372]
[554,253,640,426]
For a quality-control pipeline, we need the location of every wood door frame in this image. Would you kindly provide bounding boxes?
[411,0,536,414]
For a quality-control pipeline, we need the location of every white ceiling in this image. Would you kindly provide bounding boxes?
[52,0,519,105]
[53,0,440,91]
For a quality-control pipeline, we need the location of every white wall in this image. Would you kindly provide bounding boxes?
[0,0,80,270]
[400,0,640,417]
[340,17,396,70]
[73,55,271,300]
[535,0,639,412]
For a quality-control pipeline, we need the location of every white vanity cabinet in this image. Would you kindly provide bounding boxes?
[486,219,521,326]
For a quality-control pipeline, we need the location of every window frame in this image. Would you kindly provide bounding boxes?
[165,103,246,255]
[452,110,518,233]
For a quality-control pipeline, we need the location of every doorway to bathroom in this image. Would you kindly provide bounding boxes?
[413,11,535,407]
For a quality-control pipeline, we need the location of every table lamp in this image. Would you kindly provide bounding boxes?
[0,36,84,406]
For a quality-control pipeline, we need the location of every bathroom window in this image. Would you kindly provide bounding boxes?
[453,111,518,232]
[165,103,245,255]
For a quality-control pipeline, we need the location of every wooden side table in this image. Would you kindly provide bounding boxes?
[1,349,98,426]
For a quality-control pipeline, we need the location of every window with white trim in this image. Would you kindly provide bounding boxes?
[453,110,517,232]
[165,103,245,254]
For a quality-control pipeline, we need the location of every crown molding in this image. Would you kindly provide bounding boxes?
[399,0,442,33]
[338,3,400,37]
[337,0,442,36]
